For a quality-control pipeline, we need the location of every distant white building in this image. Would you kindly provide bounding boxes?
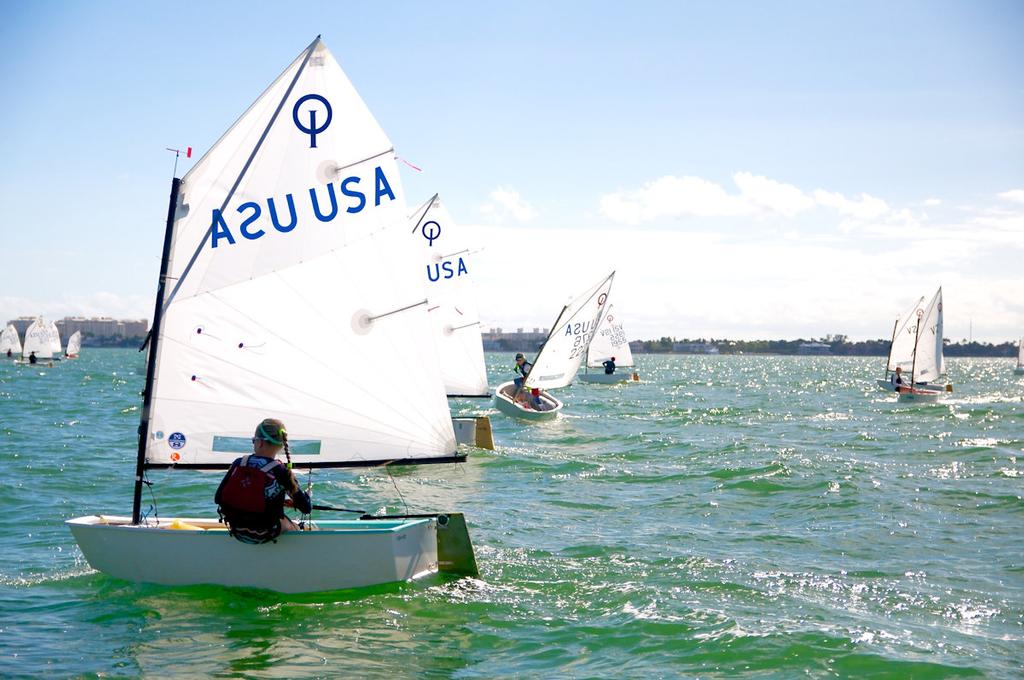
[797,342,831,355]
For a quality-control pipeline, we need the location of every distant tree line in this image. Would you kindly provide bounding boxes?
[634,335,1017,357]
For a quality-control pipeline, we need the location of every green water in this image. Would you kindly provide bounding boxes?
[1,350,1021,678]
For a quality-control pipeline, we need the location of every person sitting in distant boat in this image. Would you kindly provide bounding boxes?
[28,351,37,365]
[5,349,10,358]
[530,388,544,410]
[513,352,533,390]
[889,367,904,391]
[603,357,617,374]
[215,417,312,544]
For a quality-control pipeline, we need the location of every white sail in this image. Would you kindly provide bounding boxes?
[0,324,21,355]
[887,295,926,372]
[48,321,61,355]
[912,287,944,383]
[585,303,634,368]
[22,317,53,359]
[409,195,488,397]
[524,272,615,390]
[66,331,82,357]
[146,38,456,467]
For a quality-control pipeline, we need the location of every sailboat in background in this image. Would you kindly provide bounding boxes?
[0,324,21,358]
[876,295,924,391]
[494,272,615,421]
[68,37,478,593]
[876,290,949,393]
[18,317,55,364]
[578,303,639,384]
[408,195,493,449]
[47,320,62,357]
[1014,338,1023,375]
[897,287,952,401]
[65,331,82,359]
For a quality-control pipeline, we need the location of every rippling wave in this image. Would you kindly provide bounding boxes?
[1,351,1021,677]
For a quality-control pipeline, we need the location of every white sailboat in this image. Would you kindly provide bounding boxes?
[876,292,948,392]
[494,272,615,421]
[1015,337,1023,375]
[0,324,21,358]
[18,317,54,363]
[47,320,62,356]
[68,37,478,593]
[897,287,951,402]
[408,195,493,449]
[409,194,488,398]
[65,331,82,358]
[578,303,639,384]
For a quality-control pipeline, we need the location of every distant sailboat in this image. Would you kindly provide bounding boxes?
[47,321,62,357]
[408,194,493,449]
[0,324,21,358]
[19,317,55,363]
[68,37,478,593]
[1015,337,1023,375]
[65,331,82,359]
[877,291,948,393]
[897,287,951,401]
[409,194,488,397]
[494,272,615,420]
[578,303,639,384]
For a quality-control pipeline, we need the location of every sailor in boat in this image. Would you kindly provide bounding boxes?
[889,366,904,391]
[530,388,545,410]
[5,349,10,358]
[215,418,313,544]
[603,356,616,375]
[28,351,37,365]
[513,352,533,390]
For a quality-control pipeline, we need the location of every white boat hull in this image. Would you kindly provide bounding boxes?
[896,386,943,402]
[68,515,440,593]
[578,371,639,384]
[493,381,562,421]
[876,378,949,393]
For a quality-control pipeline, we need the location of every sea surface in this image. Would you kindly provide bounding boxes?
[0,350,1021,678]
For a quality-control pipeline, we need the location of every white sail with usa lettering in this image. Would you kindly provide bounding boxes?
[585,303,634,368]
[22,317,53,359]
[524,272,615,390]
[911,287,945,383]
[147,38,456,466]
[0,324,21,355]
[409,195,488,397]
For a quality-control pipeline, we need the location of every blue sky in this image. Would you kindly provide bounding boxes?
[1,1,1021,341]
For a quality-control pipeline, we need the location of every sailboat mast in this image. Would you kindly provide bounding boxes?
[132,177,181,524]
[883,317,898,378]
[909,314,920,389]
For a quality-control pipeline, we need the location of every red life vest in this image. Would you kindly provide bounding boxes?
[219,455,280,515]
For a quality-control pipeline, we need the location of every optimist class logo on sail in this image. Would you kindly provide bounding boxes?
[206,93,399,249]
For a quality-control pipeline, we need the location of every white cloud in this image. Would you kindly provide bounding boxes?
[479,187,536,222]
[734,172,815,217]
[921,198,942,207]
[997,189,1024,204]
[600,171,898,226]
[599,172,814,224]
[813,189,890,220]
